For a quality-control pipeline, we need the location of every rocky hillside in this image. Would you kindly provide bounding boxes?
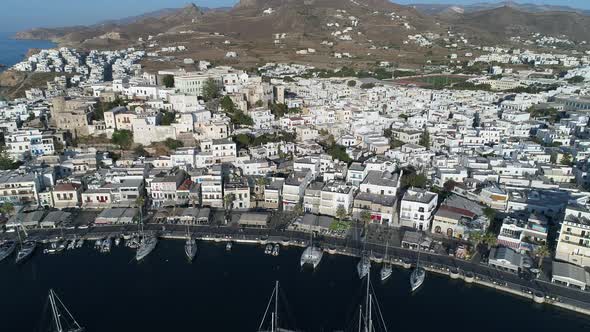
[449,6,590,42]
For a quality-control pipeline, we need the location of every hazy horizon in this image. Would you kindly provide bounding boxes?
[1,0,590,32]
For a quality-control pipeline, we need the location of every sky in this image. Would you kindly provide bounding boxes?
[1,0,590,32]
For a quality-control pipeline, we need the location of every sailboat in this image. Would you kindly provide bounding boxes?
[15,223,36,264]
[135,203,157,261]
[257,281,298,332]
[46,289,84,332]
[300,231,322,269]
[357,235,370,279]
[355,268,388,332]
[380,242,392,282]
[184,226,197,262]
[410,238,426,292]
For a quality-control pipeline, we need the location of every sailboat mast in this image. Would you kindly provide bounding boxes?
[368,293,373,332]
[358,305,362,332]
[364,268,370,331]
[49,290,63,332]
[274,281,279,330]
[271,312,275,332]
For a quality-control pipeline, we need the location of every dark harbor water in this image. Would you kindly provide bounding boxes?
[0,32,56,72]
[1,240,589,332]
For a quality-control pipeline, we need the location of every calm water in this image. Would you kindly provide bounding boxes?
[0,32,56,72]
[0,240,589,331]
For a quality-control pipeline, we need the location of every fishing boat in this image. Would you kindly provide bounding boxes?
[380,242,393,282]
[45,289,85,332]
[0,240,17,262]
[410,237,426,292]
[185,238,197,261]
[257,281,297,332]
[16,241,36,264]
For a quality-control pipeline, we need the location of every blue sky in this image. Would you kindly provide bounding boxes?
[1,0,589,32]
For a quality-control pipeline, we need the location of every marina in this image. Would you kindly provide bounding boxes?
[1,240,589,332]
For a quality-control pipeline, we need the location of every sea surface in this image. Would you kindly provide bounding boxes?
[0,240,589,331]
[0,32,56,72]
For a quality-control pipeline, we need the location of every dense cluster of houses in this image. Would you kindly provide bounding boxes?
[4,42,590,290]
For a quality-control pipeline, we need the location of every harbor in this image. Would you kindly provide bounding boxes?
[2,220,590,321]
[0,239,589,332]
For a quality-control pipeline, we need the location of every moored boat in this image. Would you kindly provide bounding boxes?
[0,240,17,262]
[16,241,36,263]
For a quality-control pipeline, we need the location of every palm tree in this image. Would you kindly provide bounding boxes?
[482,232,497,249]
[534,243,551,271]
[359,209,371,227]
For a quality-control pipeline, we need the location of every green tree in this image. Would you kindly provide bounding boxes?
[220,96,237,113]
[111,130,134,150]
[164,138,184,150]
[482,232,497,248]
[534,243,551,271]
[202,78,220,101]
[160,111,176,125]
[294,203,304,216]
[567,76,585,84]
[347,80,356,87]
[0,202,15,216]
[419,129,430,148]
[483,207,496,223]
[0,147,20,170]
[255,100,264,108]
[560,153,572,166]
[360,82,375,89]
[162,75,175,88]
[359,209,371,226]
[231,111,254,126]
[402,172,427,188]
[336,205,348,221]
[469,231,484,248]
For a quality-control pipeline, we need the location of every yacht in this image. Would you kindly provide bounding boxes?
[67,240,75,250]
[380,242,392,282]
[75,238,84,248]
[357,255,371,279]
[410,237,426,292]
[136,234,158,261]
[272,244,280,257]
[300,246,323,269]
[380,263,393,282]
[410,267,426,292]
[16,241,36,264]
[0,240,17,262]
[226,241,233,252]
[114,237,121,246]
[185,238,197,262]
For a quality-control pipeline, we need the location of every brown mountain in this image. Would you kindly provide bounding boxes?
[446,6,590,42]
[15,1,435,44]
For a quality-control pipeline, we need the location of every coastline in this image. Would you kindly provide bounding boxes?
[6,224,589,319]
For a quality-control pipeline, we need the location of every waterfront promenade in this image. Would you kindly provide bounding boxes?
[3,218,590,317]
